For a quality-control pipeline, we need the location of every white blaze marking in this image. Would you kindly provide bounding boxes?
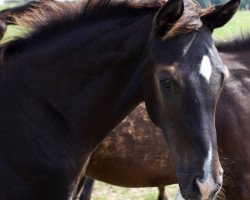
[199,55,212,83]
[205,143,212,178]
[197,142,215,200]
[176,144,217,200]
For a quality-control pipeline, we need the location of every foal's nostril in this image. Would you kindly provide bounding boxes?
[195,177,216,200]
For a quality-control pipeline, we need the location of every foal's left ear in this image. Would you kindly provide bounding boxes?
[201,0,240,31]
[154,0,184,34]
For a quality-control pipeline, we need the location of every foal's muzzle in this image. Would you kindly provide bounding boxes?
[177,163,223,200]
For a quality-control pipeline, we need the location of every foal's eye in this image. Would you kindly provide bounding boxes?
[160,78,178,93]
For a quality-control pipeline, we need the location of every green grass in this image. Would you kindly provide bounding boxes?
[1,25,27,42]
[91,182,178,200]
[0,3,18,11]
[213,11,250,39]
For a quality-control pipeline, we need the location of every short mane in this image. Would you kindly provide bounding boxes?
[163,0,209,39]
[0,0,213,64]
[0,0,161,63]
[13,0,162,31]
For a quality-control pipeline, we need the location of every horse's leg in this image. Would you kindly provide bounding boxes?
[78,177,95,200]
[158,186,169,200]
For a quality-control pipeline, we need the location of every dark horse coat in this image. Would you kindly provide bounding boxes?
[0,0,240,199]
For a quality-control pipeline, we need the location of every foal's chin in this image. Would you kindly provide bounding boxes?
[175,188,221,200]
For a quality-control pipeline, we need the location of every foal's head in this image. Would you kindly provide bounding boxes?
[143,0,240,199]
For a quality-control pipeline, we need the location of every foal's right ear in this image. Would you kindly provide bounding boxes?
[154,0,184,34]
[201,0,240,31]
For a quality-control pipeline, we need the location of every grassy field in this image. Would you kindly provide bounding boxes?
[92,182,178,200]
[213,11,250,39]
[0,5,249,200]
[2,25,27,42]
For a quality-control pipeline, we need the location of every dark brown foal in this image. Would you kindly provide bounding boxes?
[83,48,250,200]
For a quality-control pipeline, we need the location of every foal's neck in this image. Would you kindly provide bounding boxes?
[12,14,153,149]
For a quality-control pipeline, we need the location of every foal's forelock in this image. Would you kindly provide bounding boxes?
[158,0,215,39]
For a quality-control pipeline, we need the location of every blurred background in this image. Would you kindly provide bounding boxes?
[0,0,249,199]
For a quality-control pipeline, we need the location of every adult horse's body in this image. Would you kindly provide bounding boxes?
[81,37,250,200]
[0,0,239,199]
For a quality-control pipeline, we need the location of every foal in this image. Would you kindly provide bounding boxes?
[0,0,239,199]
[83,35,250,200]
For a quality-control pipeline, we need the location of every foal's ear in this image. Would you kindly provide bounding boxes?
[154,0,184,34]
[201,0,240,31]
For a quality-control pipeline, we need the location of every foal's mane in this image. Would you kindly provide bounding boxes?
[0,0,161,63]
[13,0,162,31]
[0,0,212,64]
[216,33,250,53]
